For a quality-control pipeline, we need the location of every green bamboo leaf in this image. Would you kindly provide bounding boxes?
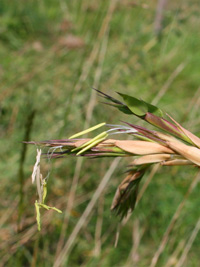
[118,93,163,117]
[144,101,163,117]
[118,106,134,115]
[118,93,146,116]
[107,104,132,114]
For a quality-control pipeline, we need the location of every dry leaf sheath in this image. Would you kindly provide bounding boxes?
[26,90,200,220]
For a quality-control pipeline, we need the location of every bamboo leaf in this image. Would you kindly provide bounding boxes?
[118,93,163,117]
[118,106,134,115]
[117,93,147,117]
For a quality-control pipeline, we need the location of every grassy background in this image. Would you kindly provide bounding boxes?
[1,0,200,266]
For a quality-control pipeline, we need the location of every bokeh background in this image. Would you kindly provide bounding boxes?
[1,0,200,266]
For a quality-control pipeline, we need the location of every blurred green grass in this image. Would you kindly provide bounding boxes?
[1,0,200,266]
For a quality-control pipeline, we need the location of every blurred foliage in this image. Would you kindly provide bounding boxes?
[1,0,200,266]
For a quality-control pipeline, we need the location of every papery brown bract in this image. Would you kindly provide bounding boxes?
[111,169,147,220]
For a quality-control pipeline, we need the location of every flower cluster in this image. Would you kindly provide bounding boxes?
[26,90,200,220]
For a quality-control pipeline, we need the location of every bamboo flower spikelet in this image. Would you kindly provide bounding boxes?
[26,90,200,223]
